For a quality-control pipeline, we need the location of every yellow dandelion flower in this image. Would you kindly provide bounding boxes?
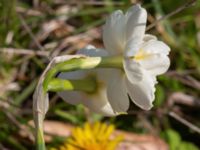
[52,122,123,150]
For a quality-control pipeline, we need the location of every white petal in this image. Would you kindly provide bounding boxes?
[125,70,155,110]
[59,82,116,116]
[125,4,147,56]
[143,34,157,42]
[103,10,126,55]
[83,67,117,116]
[106,69,129,113]
[58,68,116,116]
[138,40,170,75]
[83,85,117,116]
[58,70,88,104]
[141,40,170,55]
[58,91,84,104]
[139,54,170,76]
[77,45,108,57]
[123,58,143,83]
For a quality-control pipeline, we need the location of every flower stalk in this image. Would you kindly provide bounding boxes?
[34,55,123,150]
[47,78,97,93]
[36,128,45,150]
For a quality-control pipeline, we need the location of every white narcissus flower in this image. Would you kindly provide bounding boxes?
[58,4,170,115]
[58,45,117,116]
[102,4,170,112]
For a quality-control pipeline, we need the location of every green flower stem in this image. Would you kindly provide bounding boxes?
[47,78,97,93]
[100,55,123,68]
[36,128,45,150]
[43,55,123,92]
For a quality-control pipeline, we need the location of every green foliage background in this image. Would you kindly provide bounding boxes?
[0,0,200,149]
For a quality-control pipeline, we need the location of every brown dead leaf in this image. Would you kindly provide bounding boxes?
[43,120,73,141]
[35,20,74,43]
[168,92,200,107]
[114,130,168,150]
[50,28,101,57]
[28,120,73,142]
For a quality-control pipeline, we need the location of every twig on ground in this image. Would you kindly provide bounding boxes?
[167,73,200,90]
[169,111,200,134]
[16,6,43,16]
[168,92,200,107]
[55,0,124,6]
[49,28,100,58]
[138,114,158,135]
[0,48,49,57]
[17,14,45,51]
[0,143,8,150]
[146,0,197,31]
[0,100,34,141]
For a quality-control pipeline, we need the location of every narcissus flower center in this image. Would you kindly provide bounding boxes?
[134,49,152,61]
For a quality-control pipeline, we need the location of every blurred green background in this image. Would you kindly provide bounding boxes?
[0,0,200,149]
